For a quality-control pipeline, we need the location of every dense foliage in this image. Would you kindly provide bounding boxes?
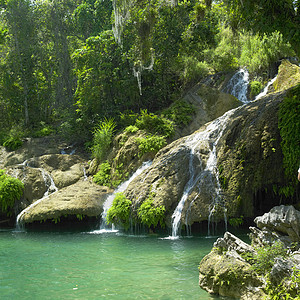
[278,84,300,197]
[0,0,296,145]
[106,192,132,230]
[0,169,24,215]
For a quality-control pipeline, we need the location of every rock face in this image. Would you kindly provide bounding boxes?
[122,89,287,228]
[199,205,300,299]
[117,60,300,230]
[18,180,111,224]
[0,136,95,225]
[181,83,241,137]
[254,205,300,242]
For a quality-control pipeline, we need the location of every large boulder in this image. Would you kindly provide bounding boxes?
[18,180,111,224]
[199,206,300,299]
[254,205,300,242]
[181,83,240,137]
[199,232,264,299]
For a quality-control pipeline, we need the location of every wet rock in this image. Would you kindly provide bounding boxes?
[181,83,241,137]
[273,59,300,92]
[19,180,112,224]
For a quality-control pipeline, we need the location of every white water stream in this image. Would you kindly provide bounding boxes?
[16,169,58,230]
[91,161,152,234]
[224,68,249,103]
[169,70,277,238]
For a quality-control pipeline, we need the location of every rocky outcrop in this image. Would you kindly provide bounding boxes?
[18,180,111,224]
[122,89,286,227]
[199,205,300,299]
[254,205,300,242]
[181,83,241,137]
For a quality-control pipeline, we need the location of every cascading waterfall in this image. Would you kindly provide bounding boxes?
[91,161,152,234]
[16,169,58,230]
[255,75,278,100]
[177,72,278,237]
[224,68,249,103]
[168,109,235,239]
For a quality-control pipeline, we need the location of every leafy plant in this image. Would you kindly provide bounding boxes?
[278,84,300,196]
[91,118,116,163]
[228,216,244,228]
[3,126,23,151]
[32,122,54,137]
[249,81,263,98]
[162,100,196,126]
[93,161,112,186]
[0,170,24,215]
[124,125,139,134]
[106,192,132,230]
[137,194,165,228]
[135,109,174,138]
[136,135,167,156]
[251,241,288,275]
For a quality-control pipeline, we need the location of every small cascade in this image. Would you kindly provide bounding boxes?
[91,161,152,234]
[16,169,58,230]
[254,75,278,101]
[168,109,235,239]
[224,68,249,103]
[82,166,88,181]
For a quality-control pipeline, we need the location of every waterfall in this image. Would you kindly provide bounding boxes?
[16,169,58,230]
[167,109,235,239]
[91,161,152,234]
[254,76,278,100]
[224,68,249,103]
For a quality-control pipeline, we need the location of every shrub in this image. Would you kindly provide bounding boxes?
[3,126,23,151]
[91,118,116,163]
[135,109,174,138]
[180,56,212,84]
[3,136,23,151]
[251,240,288,275]
[136,135,167,156]
[239,31,294,74]
[33,122,54,137]
[124,125,139,134]
[106,192,132,230]
[162,100,196,126]
[0,170,24,215]
[249,81,263,98]
[137,195,165,228]
[93,161,112,186]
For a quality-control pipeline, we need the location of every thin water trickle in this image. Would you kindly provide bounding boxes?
[91,161,152,234]
[254,75,278,100]
[16,169,58,230]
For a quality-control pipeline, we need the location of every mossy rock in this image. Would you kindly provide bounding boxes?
[273,60,300,92]
[199,248,264,299]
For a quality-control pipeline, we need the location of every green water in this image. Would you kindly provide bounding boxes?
[0,230,223,300]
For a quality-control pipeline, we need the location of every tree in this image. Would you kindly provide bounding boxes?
[223,0,299,55]
[5,0,37,126]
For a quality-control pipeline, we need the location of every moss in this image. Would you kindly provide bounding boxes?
[278,84,300,196]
